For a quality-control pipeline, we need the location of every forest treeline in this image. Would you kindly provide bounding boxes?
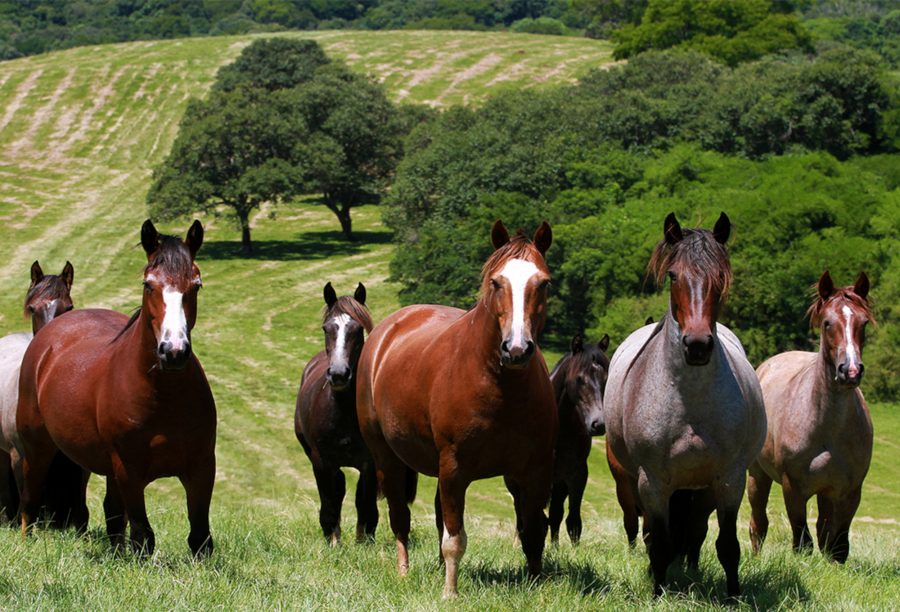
[1,0,897,64]
[384,48,900,401]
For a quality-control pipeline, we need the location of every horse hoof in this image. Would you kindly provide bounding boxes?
[442,587,458,600]
[398,562,409,577]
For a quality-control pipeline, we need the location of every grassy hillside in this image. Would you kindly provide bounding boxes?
[0,32,897,608]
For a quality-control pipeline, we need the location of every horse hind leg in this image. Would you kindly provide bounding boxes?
[354,462,379,543]
[110,461,154,556]
[608,449,640,546]
[18,438,57,537]
[0,451,18,522]
[44,452,90,532]
[684,489,715,570]
[747,461,773,553]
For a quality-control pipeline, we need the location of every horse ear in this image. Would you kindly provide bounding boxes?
[598,334,610,352]
[141,219,159,257]
[533,221,552,256]
[664,212,683,245]
[185,220,204,258]
[491,220,510,250]
[818,270,834,301]
[61,261,74,291]
[323,282,337,308]
[713,212,731,245]
[853,272,869,300]
[30,261,44,287]
[354,282,366,305]
[570,333,584,354]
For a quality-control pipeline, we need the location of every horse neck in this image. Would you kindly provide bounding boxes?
[115,308,165,378]
[549,356,571,411]
[464,300,507,379]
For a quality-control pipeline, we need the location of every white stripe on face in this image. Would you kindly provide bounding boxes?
[161,287,188,350]
[841,305,858,365]
[500,258,539,348]
[331,313,352,364]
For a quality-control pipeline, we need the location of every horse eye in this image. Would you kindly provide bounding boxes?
[668,271,677,282]
[823,320,831,329]
[491,279,501,290]
[65,305,74,312]
[142,281,152,292]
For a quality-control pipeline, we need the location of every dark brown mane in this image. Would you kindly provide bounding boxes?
[647,229,732,299]
[807,287,874,328]
[23,275,69,317]
[480,232,544,297]
[323,295,373,333]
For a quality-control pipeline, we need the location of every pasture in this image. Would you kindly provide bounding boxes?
[0,32,897,608]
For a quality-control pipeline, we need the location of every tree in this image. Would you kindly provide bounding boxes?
[213,37,331,92]
[146,86,308,254]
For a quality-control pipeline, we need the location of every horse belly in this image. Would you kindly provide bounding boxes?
[0,334,31,453]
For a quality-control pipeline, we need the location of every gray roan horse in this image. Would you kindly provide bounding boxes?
[604,212,765,597]
[749,271,873,562]
[0,261,84,524]
[547,333,609,544]
[295,282,378,545]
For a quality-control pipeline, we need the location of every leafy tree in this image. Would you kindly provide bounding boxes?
[213,37,330,93]
[146,86,307,254]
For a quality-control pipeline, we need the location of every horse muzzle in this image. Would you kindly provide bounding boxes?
[500,339,535,369]
[682,334,713,366]
[326,365,352,390]
[836,361,864,388]
[158,341,192,371]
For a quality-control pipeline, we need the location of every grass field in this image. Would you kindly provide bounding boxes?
[0,32,897,609]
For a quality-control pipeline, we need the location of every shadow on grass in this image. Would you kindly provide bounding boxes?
[199,229,392,261]
[465,557,610,597]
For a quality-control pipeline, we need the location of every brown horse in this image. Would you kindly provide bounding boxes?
[749,271,873,562]
[295,282,378,545]
[547,333,609,544]
[604,212,766,597]
[16,220,216,556]
[0,261,83,523]
[357,221,556,598]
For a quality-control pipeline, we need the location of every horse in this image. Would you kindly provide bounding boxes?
[603,212,766,597]
[546,333,609,545]
[0,260,83,524]
[295,281,378,545]
[748,271,873,563]
[16,220,216,556]
[356,220,556,598]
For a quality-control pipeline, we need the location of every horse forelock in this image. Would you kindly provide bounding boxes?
[323,296,373,333]
[648,229,732,299]
[807,287,874,329]
[24,275,70,317]
[479,234,547,298]
[145,235,194,283]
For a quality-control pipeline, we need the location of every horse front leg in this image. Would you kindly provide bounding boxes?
[354,461,378,543]
[781,475,812,553]
[439,453,469,598]
[111,460,154,556]
[547,480,566,544]
[181,456,215,558]
[311,461,345,546]
[714,471,746,598]
[747,461,773,553]
[565,464,588,545]
[818,487,861,563]
[638,469,673,597]
[104,477,127,551]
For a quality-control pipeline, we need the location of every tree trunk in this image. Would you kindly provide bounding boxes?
[239,210,253,254]
[337,205,354,241]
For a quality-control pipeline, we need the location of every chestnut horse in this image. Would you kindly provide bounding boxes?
[547,333,609,544]
[16,220,216,556]
[357,221,556,598]
[0,261,82,522]
[295,282,378,545]
[748,271,873,562]
[604,212,765,597]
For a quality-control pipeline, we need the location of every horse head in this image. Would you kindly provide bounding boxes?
[650,212,732,366]
[321,282,372,391]
[808,270,872,388]
[563,333,610,436]
[25,260,74,334]
[140,219,204,371]
[482,220,552,369]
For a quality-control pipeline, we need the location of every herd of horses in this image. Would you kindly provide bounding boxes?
[0,212,874,600]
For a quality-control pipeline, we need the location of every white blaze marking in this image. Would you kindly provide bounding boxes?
[842,305,858,365]
[500,258,539,349]
[332,314,352,363]
[161,287,188,350]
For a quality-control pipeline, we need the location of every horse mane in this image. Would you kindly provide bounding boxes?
[807,286,874,328]
[23,275,69,317]
[112,235,194,343]
[324,296,373,333]
[647,228,732,299]
[480,231,543,298]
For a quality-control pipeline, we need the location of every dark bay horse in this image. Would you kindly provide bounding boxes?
[16,220,216,556]
[295,282,378,545]
[0,261,81,522]
[604,212,765,597]
[357,221,557,598]
[749,271,873,562]
[547,333,609,544]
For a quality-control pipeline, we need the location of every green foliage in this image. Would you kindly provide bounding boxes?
[213,37,330,92]
[510,17,568,36]
[613,0,813,65]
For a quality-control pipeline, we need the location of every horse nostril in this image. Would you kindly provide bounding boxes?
[858,363,865,376]
[591,420,605,435]
[524,341,535,357]
[838,363,847,376]
[501,340,511,355]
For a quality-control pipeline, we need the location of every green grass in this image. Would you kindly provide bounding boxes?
[0,32,897,608]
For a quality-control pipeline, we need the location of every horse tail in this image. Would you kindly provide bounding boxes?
[404,466,418,505]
